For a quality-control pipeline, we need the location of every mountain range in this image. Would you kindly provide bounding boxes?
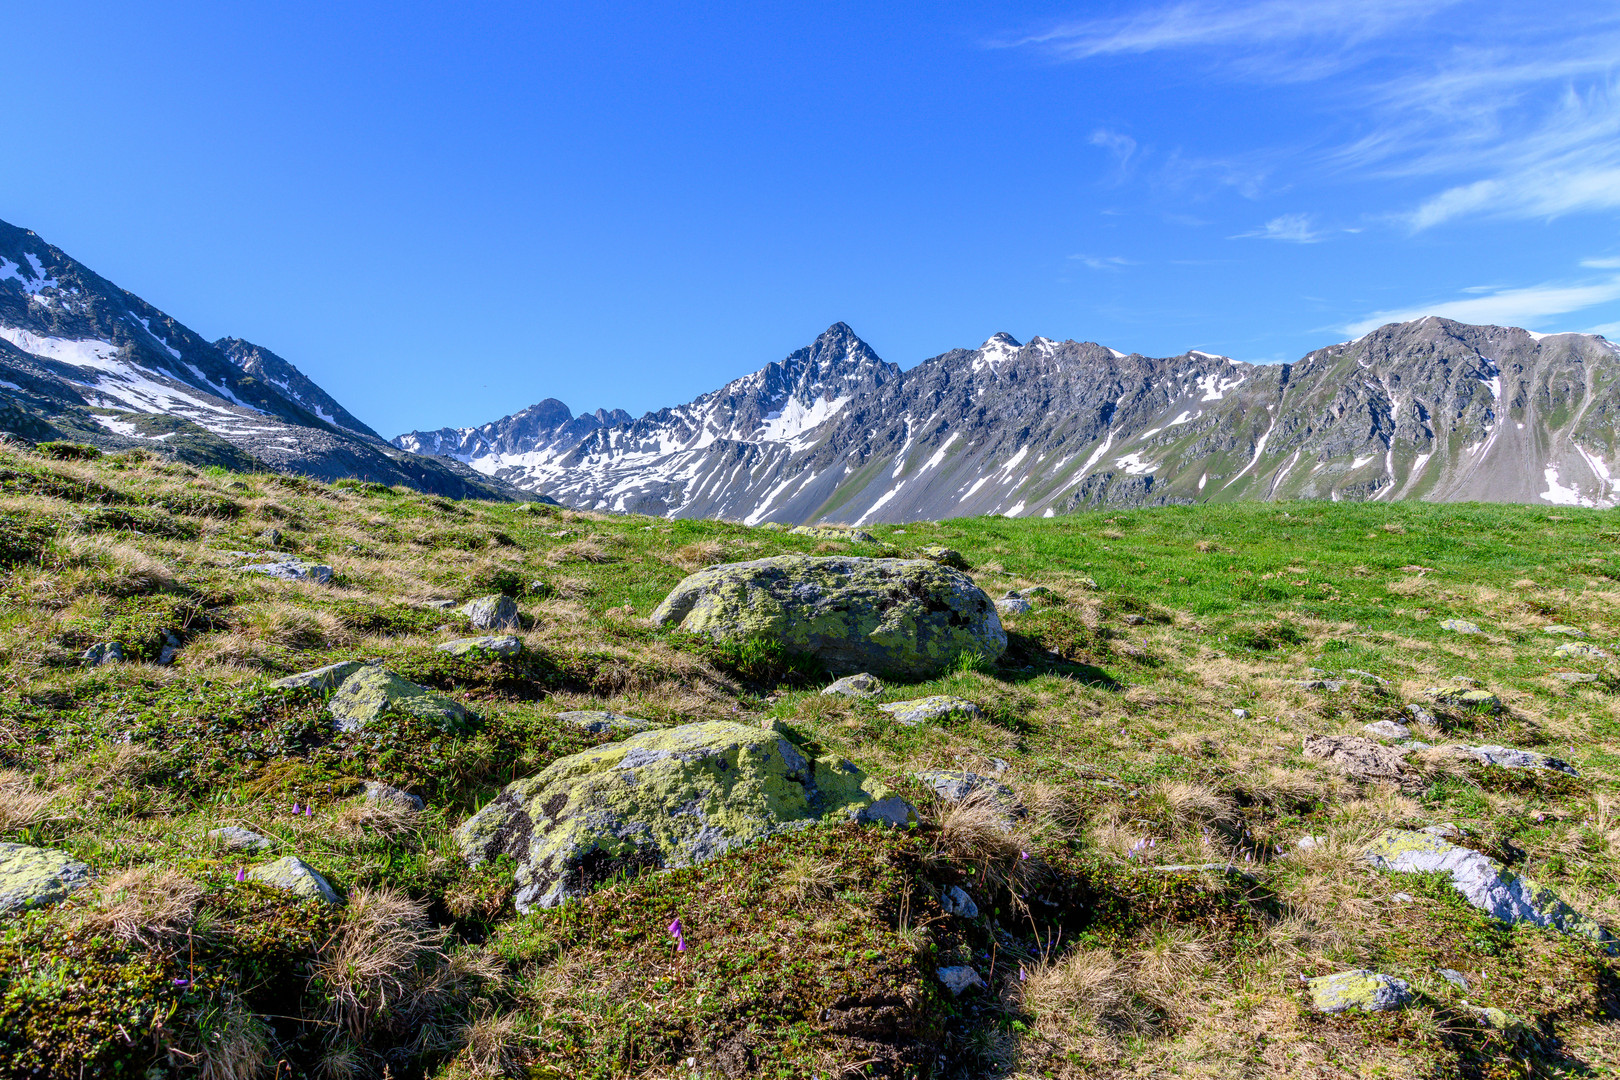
[4,214,1617,520]
[0,219,521,499]
[395,319,1620,519]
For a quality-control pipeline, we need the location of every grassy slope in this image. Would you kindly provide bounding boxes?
[0,441,1616,1079]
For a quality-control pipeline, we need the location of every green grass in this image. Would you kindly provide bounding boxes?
[0,444,1616,1079]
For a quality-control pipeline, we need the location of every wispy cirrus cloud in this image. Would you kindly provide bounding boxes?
[1013,1,1620,230]
[1070,254,1134,270]
[1343,264,1620,336]
[1233,213,1323,242]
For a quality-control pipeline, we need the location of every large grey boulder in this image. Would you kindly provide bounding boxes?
[454,721,915,912]
[649,555,1006,678]
[463,594,520,631]
[0,843,91,913]
[1307,970,1413,1014]
[1364,829,1613,947]
[325,666,471,733]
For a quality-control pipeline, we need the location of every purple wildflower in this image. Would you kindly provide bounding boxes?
[305,804,313,817]
[1020,850,1029,860]
[292,802,300,815]
[235,867,245,883]
[172,978,190,987]
[1019,965,1027,983]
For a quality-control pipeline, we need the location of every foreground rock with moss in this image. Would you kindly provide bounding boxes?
[456,720,913,910]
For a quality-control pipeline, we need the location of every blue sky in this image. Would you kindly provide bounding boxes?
[5,1,1618,436]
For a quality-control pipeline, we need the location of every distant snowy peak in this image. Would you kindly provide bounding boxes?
[391,398,632,463]
[215,337,381,439]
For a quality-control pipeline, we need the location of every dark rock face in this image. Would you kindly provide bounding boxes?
[395,317,1620,522]
[0,217,526,500]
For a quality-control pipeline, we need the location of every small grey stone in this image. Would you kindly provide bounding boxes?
[272,660,366,692]
[876,696,984,726]
[1343,669,1389,686]
[1543,625,1586,637]
[1299,678,1346,691]
[1555,671,1600,683]
[208,826,273,852]
[1363,720,1411,741]
[80,642,124,667]
[855,796,917,827]
[1124,614,1147,626]
[1391,892,1414,902]
[436,635,524,658]
[1438,967,1470,991]
[912,769,1019,814]
[941,885,979,918]
[1296,835,1323,851]
[1451,744,1578,776]
[423,599,457,611]
[463,594,520,630]
[239,559,333,584]
[246,856,339,904]
[156,632,181,666]
[821,672,884,699]
[995,594,1032,616]
[987,758,1009,775]
[1406,703,1436,724]
[936,965,986,996]
[258,528,284,546]
[1232,708,1250,719]
[1307,970,1414,1014]
[363,781,424,811]
[556,710,656,735]
[1440,619,1482,635]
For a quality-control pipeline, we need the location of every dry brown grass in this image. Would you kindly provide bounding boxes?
[80,866,204,945]
[933,789,1038,900]
[1141,780,1239,834]
[191,1003,276,1080]
[454,1009,526,1078]
[0,770,53,832]
[334,800,422,845]
[545,539,612,565]
[315,886,450,1039]
[671,539,729,569]
[779,854,844,902]
[1022,947,1160,1039]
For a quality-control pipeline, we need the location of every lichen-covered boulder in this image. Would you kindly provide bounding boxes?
[789,524,874,542]
[555,710,657,735]
[1555,642,1608,659]
[436,635,524,658]
[877,696,985,727]
[454,720,915,911]
[208,826,274,852]
[919,546,970,570]
[821,673,884,699]
[247,856,339,904]
[272,660,365,691]
[649,556,1006,678]
[1364,829,1613,947]
[1307,970,1413,1014]
[240,558,333,584]
[463,594,520,631]
[0,843,91,913]
[325,666,471,733]
[1425,687,1503,713]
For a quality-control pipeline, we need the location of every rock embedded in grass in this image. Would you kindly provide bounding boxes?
[995,592,1032,616]
[238,557,333,584]
[877,695,985,726]
[1447,744,1577,775]
[821,672,884,699]
[1440,618,1483,634]
[0,843,91,913]
[649,555,1006,678]
[363,781,425,811]
[1307,970,1414,1014]
[453,720,914,912]
[555,709,657,735]
[936,965,985,996]
[247,856,339,904]
[1302,735,1418,788]
[79,641,123,666]
[1554,671,1600,683]
[912,769,1019,816]
[208,826,274,852]
[1543,625,1586,637]
[463,594,520,630]
[1426,687,1503,713]
[941,885,979,918]
[325,665,472,733]
[789,524,874,542]
[1363,829,1614,948]
[435,634,524,658]
[272,659,366,691]
[918,546,970,570]
[1363,720,1411,741]
[1554,642,1608,659]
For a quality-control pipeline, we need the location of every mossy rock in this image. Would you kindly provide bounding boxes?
[1307,969,1413,1013]
[272,659,366,691]
[454,720,915,911]
[876,695,985,726]
[0,843,91,913]
[325,665,472,733]
[1426,687,1504,713]
[649,555,1006,678]
[436,634,524,658]
[555,710,657,735]
[247,855,339,904]
[789,524,874,542]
